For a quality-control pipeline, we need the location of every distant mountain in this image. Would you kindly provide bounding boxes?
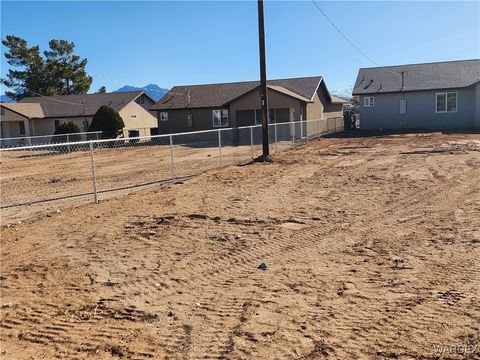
[114,84,168,101]
[0,94,14,103]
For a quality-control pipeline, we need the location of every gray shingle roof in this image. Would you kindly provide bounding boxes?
[151,76,323,110]
[352,59,480,95]
[18,91,145,118]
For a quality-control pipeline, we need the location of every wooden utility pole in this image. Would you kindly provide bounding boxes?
[257,0,269,160]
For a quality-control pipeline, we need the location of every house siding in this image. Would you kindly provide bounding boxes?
[359,86,478,129]
[475,82,480,128]
[0,108,31,142]
[229,88,304,126]
[156,108,219,134]
[118,100,158,137]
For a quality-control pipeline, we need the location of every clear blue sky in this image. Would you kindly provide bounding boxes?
[1,1,479,96]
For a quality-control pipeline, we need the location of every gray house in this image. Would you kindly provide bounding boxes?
[352,59,480,130]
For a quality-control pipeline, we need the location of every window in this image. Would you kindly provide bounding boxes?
[364,97,374,107]
[255,109,275,125]
[159,112,168,122]
[19,122,26,135]
[131,114,137,118]
[83,120,89,132]
[436,92,457,113]
[138,96,145,105]
[0,106,4,116]
[54,119,60,130]
[212,109,228,127]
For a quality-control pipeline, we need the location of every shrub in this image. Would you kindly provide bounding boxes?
[54,121,81,142]
[88,105,125,139]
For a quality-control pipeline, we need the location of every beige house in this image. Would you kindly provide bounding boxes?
[0,91,157,146]
[151,76,346,135]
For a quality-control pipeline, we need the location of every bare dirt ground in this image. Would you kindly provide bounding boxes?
[1,133,479,359]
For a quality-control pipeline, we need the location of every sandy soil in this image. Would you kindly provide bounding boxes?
[1,133,479,359]
[0,141,268,225]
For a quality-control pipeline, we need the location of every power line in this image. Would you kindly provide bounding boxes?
[310,0,400,76]
[9,85,85,105]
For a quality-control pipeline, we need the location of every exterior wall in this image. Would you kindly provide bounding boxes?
[306,92,324,120]
[155,89,307,135]
[230,88,304,127]
[359,86,478,129]
[0,108,31,145]
[118,100,158,137]
[135,94,156,112]
[31,117,91,136]
[156,108,217,134]
[324,103,344,118]
[476,82,480,128]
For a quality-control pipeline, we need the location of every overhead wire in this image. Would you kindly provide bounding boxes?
[310,0,401,77]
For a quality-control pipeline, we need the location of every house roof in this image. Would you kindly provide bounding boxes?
[151,76,323,110]
[352,59,480,95]
[18,91,148,118]
[1,102,44,119]
[330,95,349,104]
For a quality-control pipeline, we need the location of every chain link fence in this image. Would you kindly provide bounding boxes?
[0,118,343,224]
[0,131,102,148]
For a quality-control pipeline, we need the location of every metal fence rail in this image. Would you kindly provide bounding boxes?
[0,131,102,148]
[0,118,343,224]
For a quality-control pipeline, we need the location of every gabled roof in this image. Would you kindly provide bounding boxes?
[0,102,44,119]
[18,91,149,118]
[330,95,349,104]
[151,76,323,110]
[353,59,480,95]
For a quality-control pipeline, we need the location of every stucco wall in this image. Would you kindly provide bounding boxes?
[156,108,216,135]
[359,86,478,129]
[0,108,31,140]
[118,100,158,137]
[306,92,324,120]
[229,88,304,127]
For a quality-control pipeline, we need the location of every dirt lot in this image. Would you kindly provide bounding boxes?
[1,133,479,359]
[0,141,264,225]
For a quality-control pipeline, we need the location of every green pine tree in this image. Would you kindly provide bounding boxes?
[1,36,92,100]
[44,39,92,95]
[1,35,55,100]
[88,105,125,139]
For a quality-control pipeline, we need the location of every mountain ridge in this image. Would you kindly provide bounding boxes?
[113,84,168,101]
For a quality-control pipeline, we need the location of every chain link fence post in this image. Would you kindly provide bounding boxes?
[89,142,98,203]
[250,126,254,159]
[274,122,278,153]
[169,135,176,181]
[292,121,296,149]
[218,129,222,166]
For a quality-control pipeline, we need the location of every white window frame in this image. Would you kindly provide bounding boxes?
[212,109,229,128]
[435,92,457,113]
[159,112,168,122]
[364,96,374,107]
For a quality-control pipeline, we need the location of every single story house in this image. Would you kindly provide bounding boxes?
[352,59,480,130]
[150,76,346,135]
[0,91,157,146]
